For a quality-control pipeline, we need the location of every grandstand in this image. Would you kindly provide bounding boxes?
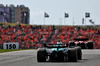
[0,22,100,49]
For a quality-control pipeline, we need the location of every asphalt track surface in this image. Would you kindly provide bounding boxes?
[0,50,100,66]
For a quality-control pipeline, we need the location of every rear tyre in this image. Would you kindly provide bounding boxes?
[68,48,77,62]
[37,49,46,62]
[69,41,76,48]
[87,42,93,49]
[75,46,82,60]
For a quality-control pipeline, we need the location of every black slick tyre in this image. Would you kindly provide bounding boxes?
[37,49,46,62]
[68,48,77,62]
[87,41,93,49]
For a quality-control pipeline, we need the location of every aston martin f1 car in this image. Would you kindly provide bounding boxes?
[37,43,82,62]
[69,36,93,49]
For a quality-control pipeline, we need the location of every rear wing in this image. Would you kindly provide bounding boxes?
[43,44,68,48]
[73,38,89,41]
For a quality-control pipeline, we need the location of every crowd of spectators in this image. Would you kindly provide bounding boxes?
[49,26,100,49]
[0,25,54,49]
[0,24,100,49]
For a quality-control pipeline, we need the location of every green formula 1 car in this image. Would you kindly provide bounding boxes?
[37,43,82,62]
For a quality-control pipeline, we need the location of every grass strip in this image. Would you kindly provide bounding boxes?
[0,49,28,53]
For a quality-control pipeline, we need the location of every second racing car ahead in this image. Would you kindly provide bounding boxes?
[69,36,93,49]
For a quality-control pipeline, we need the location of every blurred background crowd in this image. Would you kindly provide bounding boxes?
[0,24,100,49]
